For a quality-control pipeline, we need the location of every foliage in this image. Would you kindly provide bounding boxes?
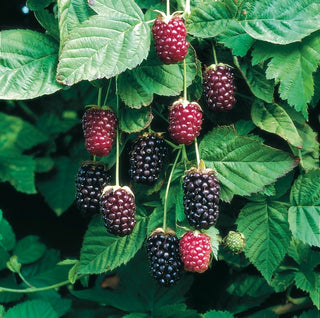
[0,0,319,317]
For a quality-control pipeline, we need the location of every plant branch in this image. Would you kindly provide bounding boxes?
[103,78,113,106]
[18,272,35,289]
[115,75,120,187]
[269,297,312,315]
[183,59,188,101]
[212,40,218,65]
[194,137,200,166]
[97,87,103,107]
[163,147,182,232]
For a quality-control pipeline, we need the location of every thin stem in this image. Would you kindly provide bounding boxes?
[183,59,188,101]
[0,279,70,294]
[93,155,97,162]
[115,76,120,187]
[185,0,191,15]
[212,41,218,65]
[18,272,34,289]
[153,108,169,124]
[181,144,188,170]
[194,137,200,166]
[97,87,103,107]
[163,148,182,232]
[17,101,38,121]
[164,139,180,150]
[166,0,170,16]
[103,78,113,106]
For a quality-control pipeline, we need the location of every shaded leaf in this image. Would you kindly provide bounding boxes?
[13,236,46,264]
[0,210,16,251]
[119,106,153,133]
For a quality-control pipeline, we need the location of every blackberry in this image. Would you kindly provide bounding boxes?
[82,106,118,157]
[168,99,203,145]
[147,228,183,287]
[100,186,136,236]
[152,15,189,64]
[75,161,111,215]
[203,64,236,111]
[129,133,167,185]
[183,165,220,229]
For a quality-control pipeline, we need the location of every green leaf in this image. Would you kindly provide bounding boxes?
[0,276,24,303]
[216,20,255,57]
[227,275,274,298]
[34,9,60,41]
[290,169,320,206]
[0,30,61,100]
[0,246,10,271]
[118,46,197,108]
[199,126,298,202]
[37,157,80,216]
[5,300,58,318]
[295,309,320,318]
[252,32,320,118]
[0,210,16,251]
[235,60,274,103]
[119,106,153,133]
[238,0,320,44]
[237,200,291,282]
[0,113,48,152]
[203,227,220,261]
[288,170,320,247]
[57,0,95,46]
[78,215,147,274]
[0,305,4,317]
[251,101,303,148]
[35,157,55,173]
[26,0,54,10]
[13,236,46,264]
[204,311,234,318]
[57,0,150,86]
[186,1,237,38]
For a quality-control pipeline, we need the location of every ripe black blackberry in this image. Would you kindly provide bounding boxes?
[183,165,220,230]
[147,228,183,287]
[100,186,136,236]
[75,161,111,215]
[129,133,167,185]
[203,64,236,111]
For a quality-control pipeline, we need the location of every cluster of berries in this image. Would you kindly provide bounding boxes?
[74,12,239,287]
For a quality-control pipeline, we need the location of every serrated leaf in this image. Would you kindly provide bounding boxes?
[235,60,274,103]
[216,20,255,57]
[37,157,80,216]
[199,126,298,202]
[270,271,295,293]
[119,106,153,133]
[238,0,320,44]
[5,300,58,318]
[204,311,234,318]
[203,227,220,261]
[0,246,10,271]
[252,31,320,118]
[227,275,274,298]
[0,210,16,251]
[186,1,237,38]
[237,200,291,282]
[0,113,48,152]
[118,46,197,108]
[251,101,303,148]
[0,152,36,194]
[0,30,61,100]
[34,9,59,41]
[78,215,147,274]
[13,236,46,264]
[290,169,320,206]
[57,1,150,86]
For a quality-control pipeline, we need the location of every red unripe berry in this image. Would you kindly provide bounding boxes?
[168,100,202,145]
[179,231,212,273]
[152,16,189,64]
[82,107,117,157]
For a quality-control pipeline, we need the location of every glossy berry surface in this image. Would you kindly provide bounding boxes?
[183,168,220,229]
[100,186,136,237]
[75,162,111,215]
[152,16,189,64]
[147,230,183,287]
[179,231,212,273]
[129,133,167,185]
[168,101,202,145]
[82,107,118,157]
[203,64,236,111]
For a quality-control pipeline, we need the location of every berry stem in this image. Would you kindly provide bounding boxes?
[115,76,120,187]
[183,58,188,101]
[164,139,180,150]
[93,155,97,162]
[182,144,188,169]
[166,0,170,17]
[163,147,182,232]
[103,78,113,106]
[185,0,191,15]
[212,40,218,65]
[97,87,103,107]
[194,137,200,167]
